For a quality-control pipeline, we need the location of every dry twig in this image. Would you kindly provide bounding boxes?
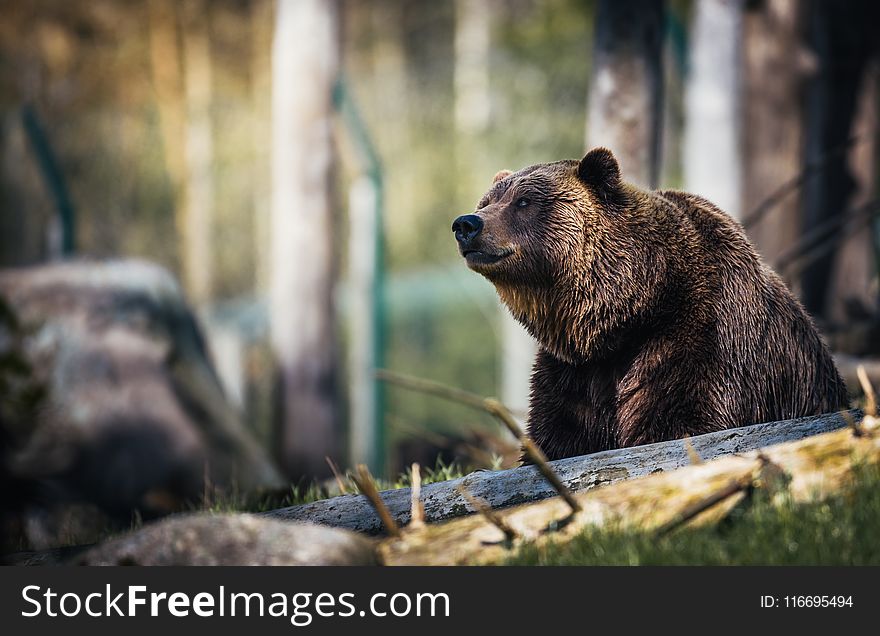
[351,464,401,538]
[840,410,864,438]
[857,364,877,418]
[455,484,518,542]
[409,463,426,529]
[655,472,753,536]
[325,456,349,495]
[683,436,703,465]
[377,369,581,513]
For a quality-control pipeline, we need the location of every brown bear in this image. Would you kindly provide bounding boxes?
[452,147,849,461]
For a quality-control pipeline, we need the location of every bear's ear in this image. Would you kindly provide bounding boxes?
[492,170,513,184]
[577,147,622,202]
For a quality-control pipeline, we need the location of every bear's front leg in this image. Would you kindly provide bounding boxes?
[523,348,619,462]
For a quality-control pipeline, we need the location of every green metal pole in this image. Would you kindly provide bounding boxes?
[21,104,76,256]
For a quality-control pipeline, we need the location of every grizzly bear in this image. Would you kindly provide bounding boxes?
[452,147,849,461]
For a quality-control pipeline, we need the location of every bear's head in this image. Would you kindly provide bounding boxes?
[452,147,671,363]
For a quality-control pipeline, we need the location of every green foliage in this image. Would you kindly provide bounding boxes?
[384,277,501,457]
[490,0,594,165]
[505,466,880,566]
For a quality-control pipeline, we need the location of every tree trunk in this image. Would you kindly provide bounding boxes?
[147,0,185,199]
[266,410,853,534]
[270,0,340,480]
[741,0,807,263]
[586,0,665,189]
[250,0,274,297]
[454,0,491,135]
[800,0,878,318]
[500,309,536,420]
[684,0,743,219]
[379,412,877,565]
[0,113,52,266]
[179,0,214,305]
[347,176,382,472]
[824,60,877,325]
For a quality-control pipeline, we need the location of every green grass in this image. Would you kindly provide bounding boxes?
[504,466,880,566]
[388,457,472,489]
[201,456,471,514]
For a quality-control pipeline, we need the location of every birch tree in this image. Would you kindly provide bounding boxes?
[683,0,743,220]
[270,0,340,479]
[586,0,665,189]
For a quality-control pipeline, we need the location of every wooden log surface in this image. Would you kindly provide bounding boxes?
[380,411,878,565]
[265,410,856,534]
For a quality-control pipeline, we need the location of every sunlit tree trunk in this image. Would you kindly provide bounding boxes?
[684,0,743,220]
[147,0,185,199]
[347,176,380,471]
[250,0,274,297]
[454,0,491,135]
[270,0,340,479]
[586,0,665,189]
[179,0,214,306]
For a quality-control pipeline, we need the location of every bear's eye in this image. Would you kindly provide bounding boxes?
[515,197,530,208]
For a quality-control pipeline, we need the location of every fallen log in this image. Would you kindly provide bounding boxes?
[265,410,856,533]
[379,410,878,565]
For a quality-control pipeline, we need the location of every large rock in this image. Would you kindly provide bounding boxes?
[0,260,282,551]
[72,514,378,566]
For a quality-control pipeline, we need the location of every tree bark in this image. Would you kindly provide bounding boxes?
[684,0,743,219]
[741,0,807,262]
[0,113,52,266]
[379,411,876,565]
[824,60,877,325]
[499,308,536,419]
[454,0,491,134]
[179,0,215,305]
[347,177,381,471]
[266,410,854,534]
[270,0,340,479]
[250,0,274,297]
[586,0,665,189]
[147,0,185,200]
[801,0,879,318]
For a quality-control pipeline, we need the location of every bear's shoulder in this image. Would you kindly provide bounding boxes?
[654,188,753,253]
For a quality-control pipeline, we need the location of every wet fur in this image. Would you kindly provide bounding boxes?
[461,149,849,461]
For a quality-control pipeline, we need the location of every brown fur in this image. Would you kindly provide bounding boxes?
[455,148,849,460]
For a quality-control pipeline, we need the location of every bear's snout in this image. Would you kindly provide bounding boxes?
[452,214,483,247]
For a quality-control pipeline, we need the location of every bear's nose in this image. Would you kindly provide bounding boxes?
[452,214,483,245]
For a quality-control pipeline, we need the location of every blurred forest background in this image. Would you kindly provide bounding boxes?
[1,0,879,549]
